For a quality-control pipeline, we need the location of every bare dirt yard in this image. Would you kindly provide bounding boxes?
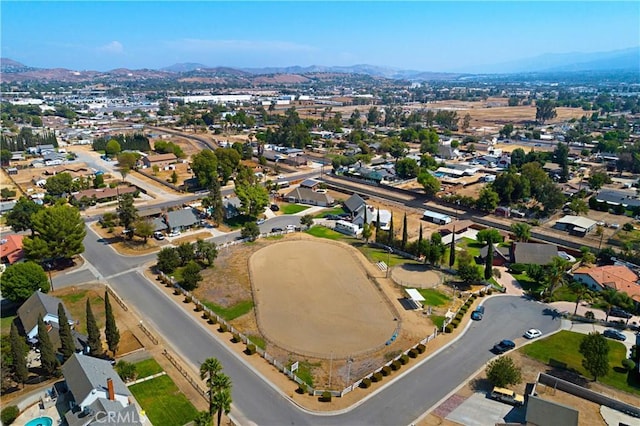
[250,239,398,358]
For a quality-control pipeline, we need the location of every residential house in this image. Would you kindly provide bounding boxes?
[437,141,460,159]
[284,156,308,167]
[343,194,367,219]
[141,153,177,169]
[71,186,137,203]
[284,187,335,207]
[222,196,242,219]
[62,353,142,426]
[573,265,640,304]
[478,242,558,266]
[299,178,322,190]
[0,234,24,265]
[554,215,597,237]
[152,208,202,232]
[17,291,75,340]
[0,200,17,215]
[596,190,640,209]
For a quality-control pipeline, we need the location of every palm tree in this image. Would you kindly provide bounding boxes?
[510,222,531,242]
[569,281,591,315]
[200,358,222,416]
[212,388,232,426]
[544,257,571,296]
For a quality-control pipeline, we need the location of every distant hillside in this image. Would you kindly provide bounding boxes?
[1,57,37,73]
[469,47,640,74]
[161,62,210,72]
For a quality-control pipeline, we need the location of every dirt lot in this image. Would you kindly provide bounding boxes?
[250,239,398,358]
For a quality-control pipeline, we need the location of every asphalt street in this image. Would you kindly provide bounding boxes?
[55,222,562,426]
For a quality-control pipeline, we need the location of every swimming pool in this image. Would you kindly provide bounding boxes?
[25,417,53,426]
[434,172,446,178]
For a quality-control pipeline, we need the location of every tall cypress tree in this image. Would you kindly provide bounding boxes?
[10,322,29,386]
[388,213,394,246]
[86,298,102,356]
[449,226,456,268]
[209,178,224,227]
[417,224,423,258]
[57,303,75,362]
[485,243,494,280]
[37,315,59,377]
[401,213,408,251]
[375,210,381,243]
[104,292,120,356]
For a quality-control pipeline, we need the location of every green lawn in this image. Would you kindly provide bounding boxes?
[305,226,345,240]
[246,334,266,350]
[521,330,639,395]
[202,300,254,321]
[280,203,310,215]
[460,237,484,257]
[314,207,346,218]
[134,358,164,379]
[431,315,446,329]
[418,289,450,307]
[292,360,320,387]
[129,375,198,426]
[358,244,419,267]
[0,304,17,336]
[511,272,543,293]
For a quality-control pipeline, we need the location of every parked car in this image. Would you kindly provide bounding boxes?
[168,230,181,237]
[256,218,265,225]
[285,224,296,231]
[524,329,542,339]
[489,387,524,407]
[153,231,165,240]
[471,306,485,321]
[602,329,626,341]
[271,227,283,232]
[492,339,516,354]
[609,223,620,229]
[609,307,633,319]
[270,204,280,211]
[325,214,341,220]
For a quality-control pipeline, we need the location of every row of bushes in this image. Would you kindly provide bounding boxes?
[445,296,478,333]
[358,344,427,391]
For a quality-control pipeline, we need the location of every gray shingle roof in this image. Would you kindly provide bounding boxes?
[62,353,130,403]
[152,208,201,231]
[343,194,366,214]
[284,187,334,205]
[513,243,558,265]
[17,291,72,335]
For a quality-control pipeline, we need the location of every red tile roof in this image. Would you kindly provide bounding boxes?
[0,234,24,264]
[574,265,640,302]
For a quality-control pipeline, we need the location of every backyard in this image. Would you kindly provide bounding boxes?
[521,330,639,395]
[129,374,199,426]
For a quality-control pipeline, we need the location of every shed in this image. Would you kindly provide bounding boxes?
[405,288,425,310]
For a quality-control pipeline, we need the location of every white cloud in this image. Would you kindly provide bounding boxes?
[165,38,315,53]
[99,41,124,54]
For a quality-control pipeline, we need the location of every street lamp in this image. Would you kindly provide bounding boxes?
[46,263,54,292]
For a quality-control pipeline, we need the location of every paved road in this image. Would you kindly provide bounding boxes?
[58,223,561,425]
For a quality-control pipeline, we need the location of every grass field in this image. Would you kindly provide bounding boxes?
[202,300,254,321]
[459,237,484,257]
[129,375,199,426]
[418,288,451,307]
[58,289,105,334]
[314,207,346,218]
[511,272,542,293]
[280,203,311,215]
[0,304,17,336]
[134,358,164,379]
[305,225,345,240]
[521,330,639,395]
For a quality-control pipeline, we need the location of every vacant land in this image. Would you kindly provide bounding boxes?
[129,375,199,426]
[249,239,397,358]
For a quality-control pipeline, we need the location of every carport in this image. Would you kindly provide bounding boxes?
[405,288,425,310]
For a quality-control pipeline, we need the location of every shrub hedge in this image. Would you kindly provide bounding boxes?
[372,372,383,382]
[219,324,228,333]
[360,377,372,388]
[321,391,332,402]
[391,360,401,371]
[381,365,391,376]
[0,406,19,426]
[416,344,426,354]
[445,324,454,333]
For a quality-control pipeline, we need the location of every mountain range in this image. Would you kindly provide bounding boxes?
[1,47,638,83]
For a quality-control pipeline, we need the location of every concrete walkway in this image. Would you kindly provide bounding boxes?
[493,266,525,296]
[549,301,640,326]
[561,319,639,352]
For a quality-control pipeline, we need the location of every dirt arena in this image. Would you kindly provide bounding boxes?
[249,239,398,359]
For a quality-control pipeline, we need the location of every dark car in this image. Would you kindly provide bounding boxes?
[492,339,516,354]
[471,306,485,321]
[609,307,632,319]
[270,204,280,211]
[603,329,626,341]
[325,214,341,220]
[271,227,283,233]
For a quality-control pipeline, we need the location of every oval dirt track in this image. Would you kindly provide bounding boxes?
[249,239,398,358]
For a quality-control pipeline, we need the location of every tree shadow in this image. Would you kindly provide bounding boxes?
[469,377,492,392]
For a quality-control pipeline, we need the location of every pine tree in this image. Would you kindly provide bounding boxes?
[10,322,29,386]
[37,315,59,377]
[86,298,102,356]
[449,226,456,268]
[375,210,381,243]
[388,213,394,246]
[401,213,408,251]
[57,303,76,362]
[417,224,423,258]
[104,292,120,356]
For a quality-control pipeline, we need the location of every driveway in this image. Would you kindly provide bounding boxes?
[493,266,525,296]
[562,321,639,353]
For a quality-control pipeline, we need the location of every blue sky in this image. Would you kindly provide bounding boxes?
[2,1,639,72]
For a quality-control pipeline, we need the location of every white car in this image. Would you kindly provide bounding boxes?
[256,218,265,225]
[168,230,181,237]
[524,329,542,339]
